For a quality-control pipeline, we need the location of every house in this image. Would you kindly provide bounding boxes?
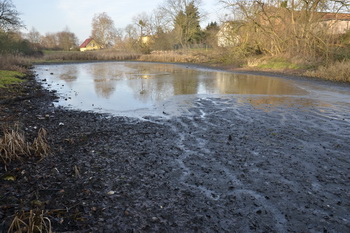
[217,10,350,48]
[251,5,350,35]
[217,21,243,47]
[79,38,102,51]
[319,12,350,34]
[139,36,152,45]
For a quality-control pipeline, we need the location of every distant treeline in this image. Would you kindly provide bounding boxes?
[0,31,40,56]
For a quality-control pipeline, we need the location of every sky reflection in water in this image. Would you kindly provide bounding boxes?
[34,62,346,116]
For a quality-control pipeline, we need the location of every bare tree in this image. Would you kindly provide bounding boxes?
[91,12,117,48]
[158,0,203,30]
[219,0,350,58]
[113,27,124,47]
[133,12,154,37]
[26,27,41,44]
[123,24,137,40]
[0,0,23,31]
[152,7,172,33]
[57,27,78,51]
[123,24,138,49]
[41,33,59,50]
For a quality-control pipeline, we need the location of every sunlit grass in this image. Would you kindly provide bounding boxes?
[255,58,303,70]
[139,50,213,63]
[258,61,301,69]
[0,70,26,88]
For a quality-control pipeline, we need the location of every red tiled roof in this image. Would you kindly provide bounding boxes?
[321,12,350,21]
[80,38,93,48]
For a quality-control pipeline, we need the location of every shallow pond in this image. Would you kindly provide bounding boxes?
[35,61,350,117]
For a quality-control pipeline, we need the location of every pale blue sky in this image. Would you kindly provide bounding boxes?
[12,0,223,43]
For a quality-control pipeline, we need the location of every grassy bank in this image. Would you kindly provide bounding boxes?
[245,57,350,83]
[0,54,31,90]
[139,49,214,63]
[139,51,350,83]
[0,70,26,88]
[304,60,350,82]
[0,54,31,73]
[1,49,350,83]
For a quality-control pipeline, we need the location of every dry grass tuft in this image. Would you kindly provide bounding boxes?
[0,127,31,165]
[0,54,31,72]
[305,60,350,82]
[7,210,52,233]
[73,165,81,178]
[0,127,50,166]
[31,128,50,160]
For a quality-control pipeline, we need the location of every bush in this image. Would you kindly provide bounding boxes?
[305,60,350,82]
[0,32,38,56]
[0,54,31,72]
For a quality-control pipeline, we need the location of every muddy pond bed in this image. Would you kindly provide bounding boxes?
[1,62,350,232]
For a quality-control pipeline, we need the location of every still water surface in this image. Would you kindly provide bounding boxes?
[35,62,350,117]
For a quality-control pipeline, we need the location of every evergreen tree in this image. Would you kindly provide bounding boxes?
[186,1,203,44]
[174,10,186,46]
[203,22,219,47]
[173,1,202,46]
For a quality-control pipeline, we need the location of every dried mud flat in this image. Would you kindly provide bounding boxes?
[1,74,350,232]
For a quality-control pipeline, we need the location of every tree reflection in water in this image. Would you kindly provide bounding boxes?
[58,65,78,89]
[90,64,120,99]
[36,62,330,116]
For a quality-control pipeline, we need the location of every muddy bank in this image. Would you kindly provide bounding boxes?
[1,70,350,232]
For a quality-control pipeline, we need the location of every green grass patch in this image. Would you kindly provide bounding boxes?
[0,70,26,88]
[257,59,302,70]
